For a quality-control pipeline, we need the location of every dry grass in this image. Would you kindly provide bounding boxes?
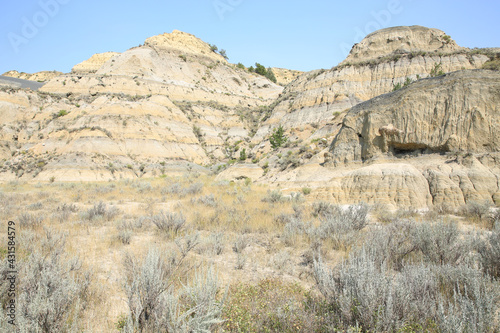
[0,176,498,331]
[0,176,326,331]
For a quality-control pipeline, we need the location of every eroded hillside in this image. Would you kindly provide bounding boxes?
[0,26,499,211]
[0,30,283,182]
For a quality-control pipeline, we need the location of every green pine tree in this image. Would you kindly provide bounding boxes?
[270,125,287,149]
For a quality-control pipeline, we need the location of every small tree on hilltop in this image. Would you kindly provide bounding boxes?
[219,49,228,60]
[270,125,287,149]
[265,67,277,83]
[255,63,267,76]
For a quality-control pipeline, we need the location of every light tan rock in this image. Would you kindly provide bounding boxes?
[252,26,492,146]
[41,31,282,105]
[342,25,465,65]
[71,52,120,73]
[271,67,303,86]
[265,153,500,210]
[330,70,500,165]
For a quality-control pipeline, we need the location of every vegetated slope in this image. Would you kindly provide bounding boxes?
[0,30,282,182]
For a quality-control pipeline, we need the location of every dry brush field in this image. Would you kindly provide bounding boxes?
[0,173,499,332]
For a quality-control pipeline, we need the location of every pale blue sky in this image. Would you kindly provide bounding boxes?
[1,0,499,74]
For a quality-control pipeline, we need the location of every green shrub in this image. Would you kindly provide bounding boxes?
[54,110,68,118]
[270,125,287,149]
[301,187,312,195]
[482,58,500,70]
[239,148,247,161]
[219,49,228,60]
[430,62,445,77]
[265,67,277,83]
[222,279,330,332]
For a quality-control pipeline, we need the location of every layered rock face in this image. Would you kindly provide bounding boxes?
[1,26,499,210]
[252,26,492,146]
[246,26,499,210]
[330,70,500,165]
[0,30,282,181]
[0,88,265,181]
[342,26,465,64]
[310,70,500,208]
[41,30,281,105]
[261,70,500,210]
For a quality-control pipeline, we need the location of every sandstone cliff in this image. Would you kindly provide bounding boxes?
[41,30,282,105]
[330,70,500,165]
[342,25,465,65]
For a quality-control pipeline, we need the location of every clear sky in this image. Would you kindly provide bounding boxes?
[1,0,499,74]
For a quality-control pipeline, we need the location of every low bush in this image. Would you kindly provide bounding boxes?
[476,222,500,277]
[412,220,472,265]
[314,249,499,332]
[1,230,91,332]
[232,235,248,253]
[356,219,417,271]
[122,248,224,332]
[151,211,185,235]
[192,194,218,207]
[460,200,492,221]
[82,202,120,221]
[18,212,44,228]
[118,230,132,245]
[310,201,336,219]
[310,203,369,250]
[262,190,284,203]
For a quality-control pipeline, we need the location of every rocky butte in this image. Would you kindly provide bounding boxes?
[0,25,499,210]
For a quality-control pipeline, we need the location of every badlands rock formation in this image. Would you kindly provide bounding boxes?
[0,30,282,182]
[342,25,465,64]
[244,26,498,209]
[2,70,62,82]
[271,68,303,86]
[252,26,493,146]
[0,26,499,210]
[41,30,281,104]
[302,70,500,209]
[71,52,120,73]
[330,70,500,165]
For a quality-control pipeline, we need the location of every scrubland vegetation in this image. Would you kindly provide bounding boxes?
[0,174,499,332]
